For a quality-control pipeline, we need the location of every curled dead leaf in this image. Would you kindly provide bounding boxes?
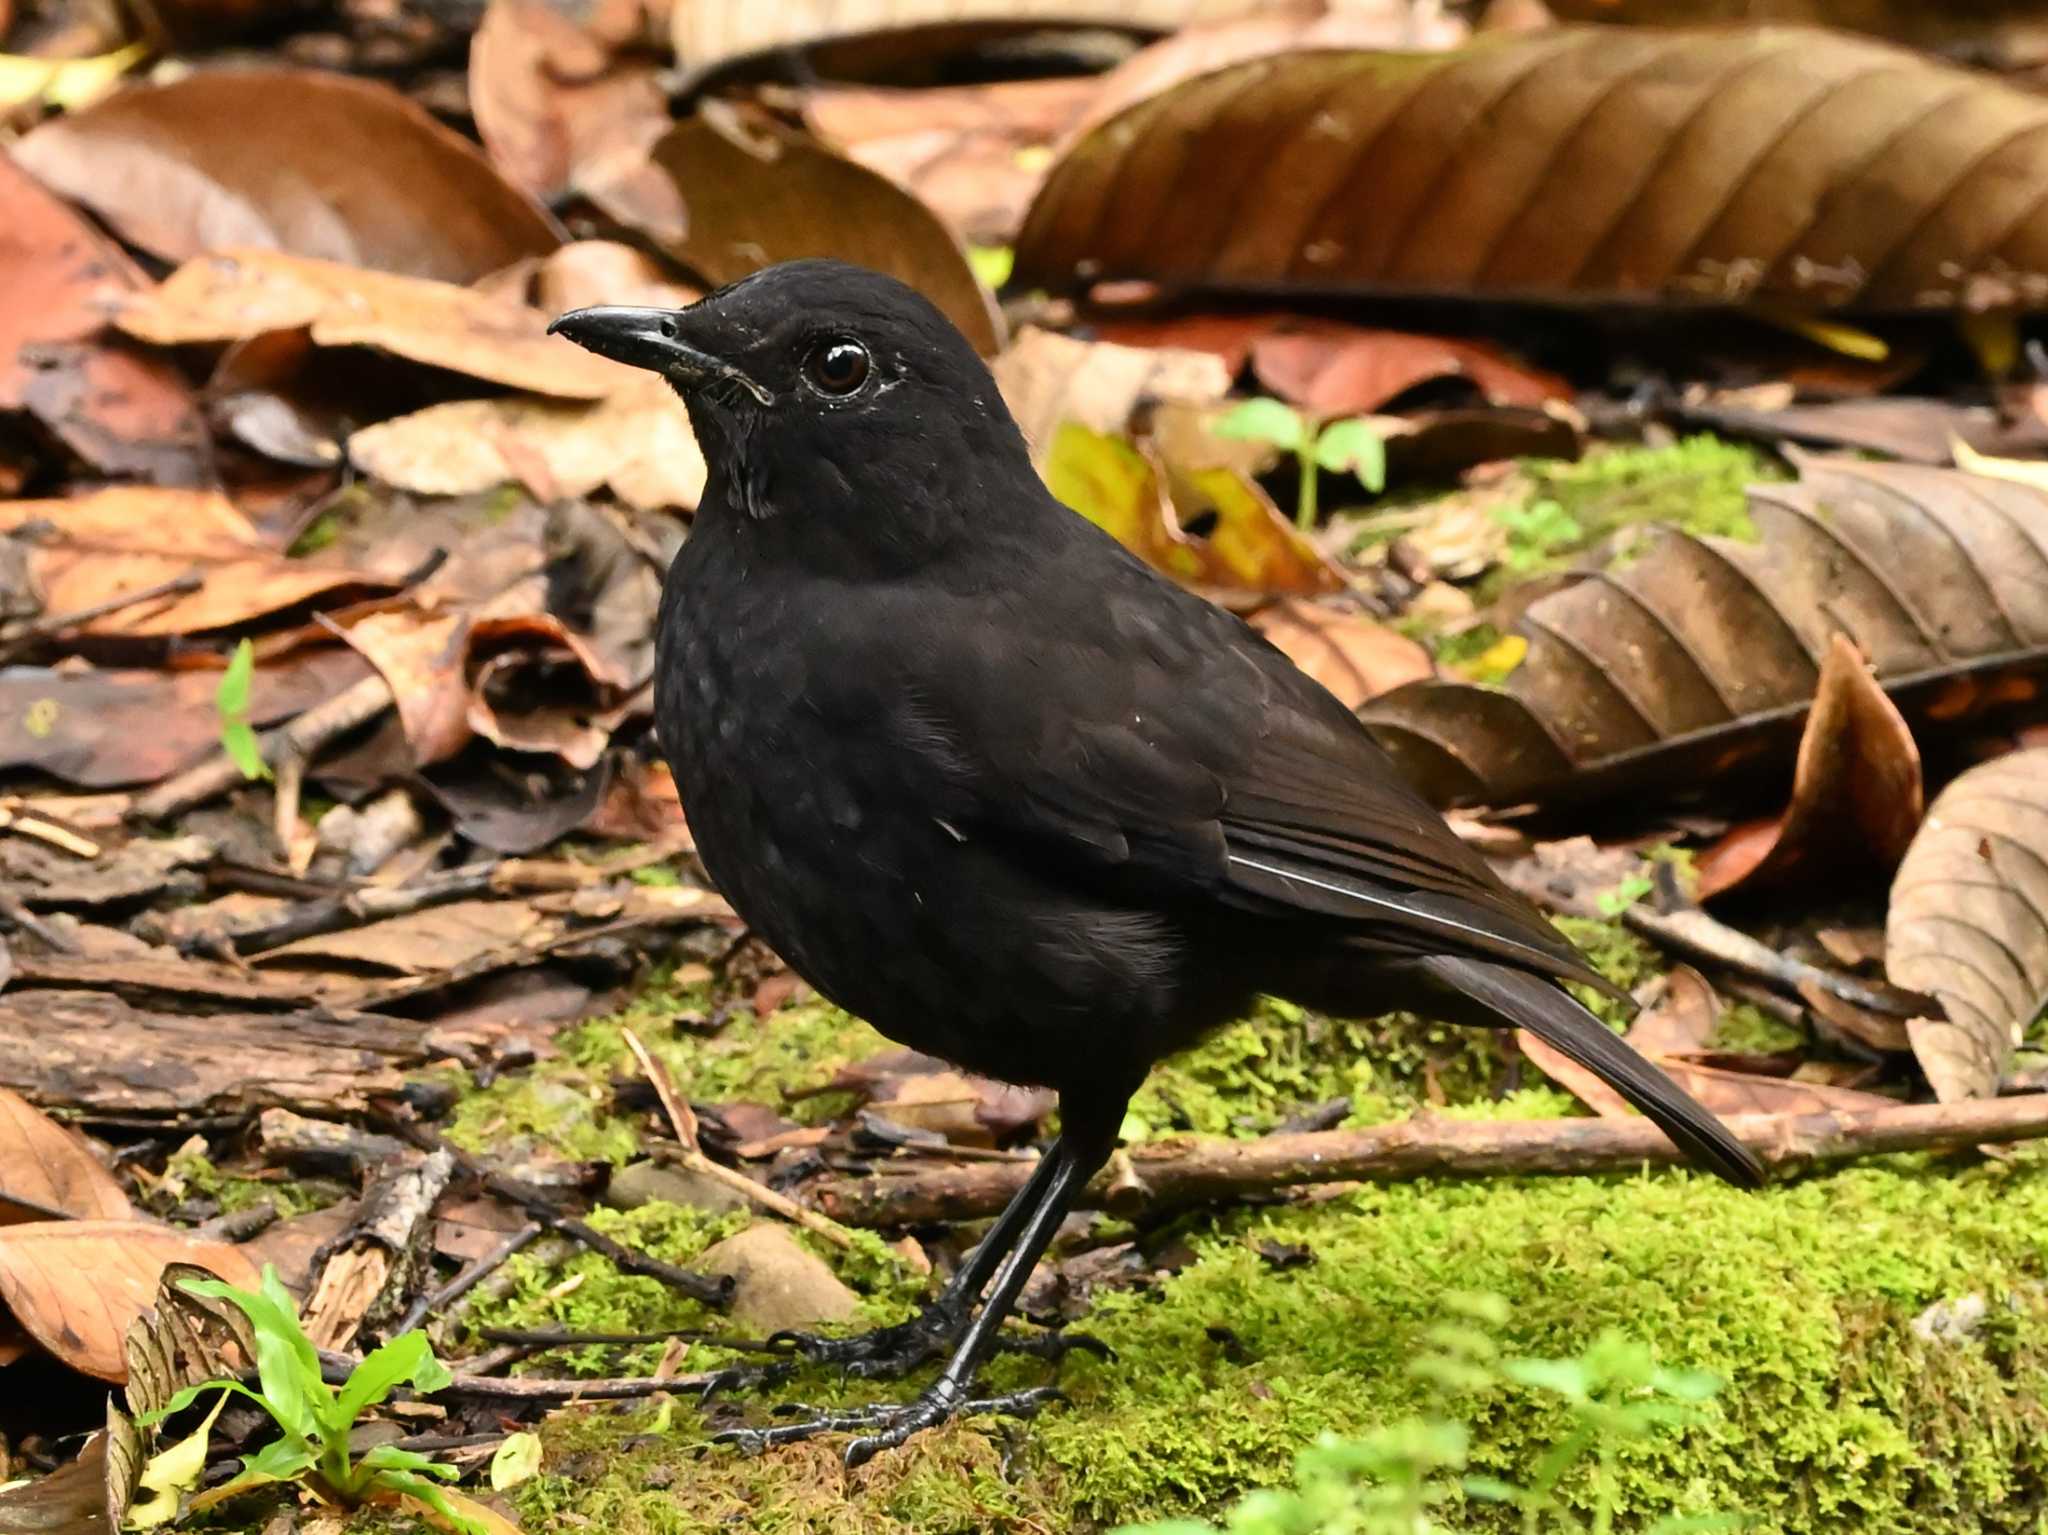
[0,1087,131,1224]
[1887,748,2048,1102]
[0,1219,259,1381]
[1016,28,2048,312]
[118,249,635,400]
[15,69,561,283]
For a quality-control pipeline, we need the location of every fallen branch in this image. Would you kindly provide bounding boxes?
[391,1220,544,1339]
[132,672,394,823]
[802,1095,2048,1226]
[1623,905,1935,1017]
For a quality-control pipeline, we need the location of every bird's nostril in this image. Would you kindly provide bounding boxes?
[659,317,678,338]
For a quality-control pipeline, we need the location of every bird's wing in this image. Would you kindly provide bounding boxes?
[898,534,1609,995]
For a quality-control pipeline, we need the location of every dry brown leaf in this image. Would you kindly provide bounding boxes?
[1249,324,1566,416]
[1515,1029,1632,1118]
[0,490,395,637]
[1362,457,2048,808]
[1015,28,2048,313]
[674,0,1249,89]
[644,103,1003,356]
[0,1219,259,1380]
[1888,748,2048,1102]
[0,1088,131,1225]
[1623,966,1721,1060]
[257,898,550,975]
[0,651,373,788]
[471,0,671,203]
[1544,0,2048,68]
[117,249,634,400]
[1656,1061,1895,1117]
[503,240,700,315]
[806,76,1104,245]
[0,155,145,410]
[1250,597,1434,709]
[1693,634,1923,900]
[583,758,688,841]
[340,609,476,766]
[15,69,561,284]
[346,373,706,510]
[992,326,1232,461]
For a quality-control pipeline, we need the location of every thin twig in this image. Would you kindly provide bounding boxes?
[621,1026,862,1252]
[433,1369,724,1402]
[0,799,100,858]
[802,1094,2048,1226]
[392,1221,545,1339]
[1623,905,1937,1017]
[0,887,79,950]
[132,671,394,823]
[201,861,505,956]
[0,570,204,653]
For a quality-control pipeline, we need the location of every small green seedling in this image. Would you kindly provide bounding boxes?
[145,1266,483,1533]
[1214,398,1387,529]
[214,638,269,782]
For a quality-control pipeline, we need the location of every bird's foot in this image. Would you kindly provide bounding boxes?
[699,1310,1110,1398]
[712,1379,1066,1468]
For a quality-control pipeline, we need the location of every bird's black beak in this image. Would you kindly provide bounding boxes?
[547,305,772,404]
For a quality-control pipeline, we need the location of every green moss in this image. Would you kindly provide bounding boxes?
[1128,998,1510,1141]
[1478,436,1782,602]
[161,1145,336,1220]
[1711,1001,1808,1055]
[444,1069,642,1167]
[1551,915,1664,1028]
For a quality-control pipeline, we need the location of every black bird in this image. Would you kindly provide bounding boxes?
[549,261,1763,1465]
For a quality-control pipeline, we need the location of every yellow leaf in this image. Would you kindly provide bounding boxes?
[125,1391,226,1529]
[488,1432,542,1491]
[1751,306,1889,362]
[0,43,147,113]
[1950,434,2048,492]
[1959,311,2020,380]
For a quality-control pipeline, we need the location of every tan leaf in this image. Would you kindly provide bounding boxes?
[470,0,669,203]
[1362,458,2048,807]
[642,103,1003,356]
[514,240,700,315]
[0,490,396,637]
[346,374,706,511]
[256,899,550,975]
[1016,28,2048,313]
[339,610,476,767]
[1622,966,1721,1061]
[0,1220,259,1381]
[1251,597,1433,709]
[14,69,561,284]
[117,249,633,400]
[1515,1029,1633,1118]
[1887,748,2048,1101]
[1693,634,1923,900]
[1655,1061,1895,1117]
[993,326,1232,462]
[1544,0,2048,68]
[806,76,1105,245]
[0,1088,131,1225]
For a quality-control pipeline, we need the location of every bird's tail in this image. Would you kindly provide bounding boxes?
[1417,954,1765,1189]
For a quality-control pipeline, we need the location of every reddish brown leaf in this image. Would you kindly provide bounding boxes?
[340,609,476,767]
[118,249,634,400]
[0,1219,259,1381]
[0,154,146,408]
[1888,747,2048,1101]
[1515,1029,1632,1118]
[470,0,670,204]
[643,103,1002,356]
[15,69,561,283]
[1015,28,2048,313]
[0,489,396,637]
[1655,1061,1895,1117]
[1623,966,1722,1060]
[1362,458,2048,808]
[0,1088,131,1225]
[582,758,687,842]
[1694,634,1923,900]
[1249,323,1567,416]
[1251,597,1434,709]
[18,342,211,485]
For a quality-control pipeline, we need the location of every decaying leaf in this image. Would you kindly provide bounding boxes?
[470,0,670,205]
[0,1088,131,1225]
[1015,27,2048,312]
[1046,422,1339,597]
[1693,634,1923,900]
[1250,596,1434,709]
[1654,1060,1895,1116]
[346,374,706,511]
[644,103,1003,356]
[0,1219,259,1380]
[1362,458,2048,808]
[993,325,1232,460]
[117,250,634,400]
[256,898,549,975]
[1887,748,2048,1102]
[15,69,562,283]
[0,490,394,638]
[806,76,1105,245]
[1543,0,2048,68]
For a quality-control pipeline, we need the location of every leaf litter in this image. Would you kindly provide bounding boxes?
[6,1,2048,1530]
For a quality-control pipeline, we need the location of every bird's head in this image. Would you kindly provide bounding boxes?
[549,260,1031,560]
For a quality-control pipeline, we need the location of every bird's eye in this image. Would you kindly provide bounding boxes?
[803,338,871,397]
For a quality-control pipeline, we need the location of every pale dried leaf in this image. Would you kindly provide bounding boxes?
[1887,748,2048,1101]
[993,325,1231,462]
[0,1089,131,1225]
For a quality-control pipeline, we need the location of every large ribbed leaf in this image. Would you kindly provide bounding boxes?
[1014,27,2048,311]
[1362,459,2048,807]
[1888,749,2048,1101]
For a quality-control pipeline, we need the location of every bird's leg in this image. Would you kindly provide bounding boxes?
[714,1121,1116,1466]
[703,1139,1075,1391]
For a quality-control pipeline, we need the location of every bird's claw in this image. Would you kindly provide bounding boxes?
[711,1382,1066,1467]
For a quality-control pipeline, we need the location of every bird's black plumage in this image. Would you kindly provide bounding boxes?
[549,260,1762,1464]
